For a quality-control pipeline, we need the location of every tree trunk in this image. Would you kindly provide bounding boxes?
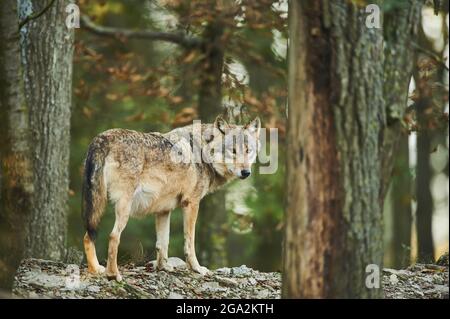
[390,134,413,268]
[18,0,74,260]
[413,14,446,263]
[380,0,422,201]
[196,19,228,269]
[413,4,449,262]
[416,113,434,263]
[0,0,34,289]
[380,0,422,268]
[284,0,385,298]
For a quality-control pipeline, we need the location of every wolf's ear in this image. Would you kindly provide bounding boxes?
[246,117,261,135]
[214,115,228,134]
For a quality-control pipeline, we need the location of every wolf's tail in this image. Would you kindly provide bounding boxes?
[82,140,108,241]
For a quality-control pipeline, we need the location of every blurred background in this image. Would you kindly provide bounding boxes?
[68,0,448,272]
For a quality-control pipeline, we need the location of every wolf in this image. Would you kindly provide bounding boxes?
[82,115,261,281]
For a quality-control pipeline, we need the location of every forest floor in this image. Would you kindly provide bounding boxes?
[11,253,448,299]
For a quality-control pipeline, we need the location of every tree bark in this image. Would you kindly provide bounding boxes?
[414,45,434,264]
[0,0,34,289]
[413,5,448,262]
[380,0,422,268]
[18,0,74,260]
[284,0,385,298]
[390,134,413,268]
[415,110,434,263]
[380,0,422,201]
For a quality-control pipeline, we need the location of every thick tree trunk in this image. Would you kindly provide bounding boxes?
[283,0,423,298]
[18,0,74,260]
[197,20,228,269]
[0,0,34,289]
[284,0,385,298]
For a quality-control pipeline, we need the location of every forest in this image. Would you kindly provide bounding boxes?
[0,0,448,300]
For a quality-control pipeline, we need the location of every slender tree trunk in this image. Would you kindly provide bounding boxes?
[390,134,412,268]
[284,0,386,299]
[197,19,228,268]
[414,53,434,264]
[380,0,422,200]
[18,0,74,260]
[381,0,422,268]
[416,111,434,263]
[413,12,449,262]
[0,0,34,289]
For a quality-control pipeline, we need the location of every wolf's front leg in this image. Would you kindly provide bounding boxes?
[182,201,210,276]
[106,198,131,282]
[155,211,173,272]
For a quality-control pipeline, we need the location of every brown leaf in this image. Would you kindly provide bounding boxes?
[172,107,197,127]
[125,112,145,123]
[183,51,197,64]
[169,96,184,104]
[106,93,118,101]
[82,106,93,119]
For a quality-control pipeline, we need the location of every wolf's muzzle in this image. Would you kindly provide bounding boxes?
[240,170,251,179]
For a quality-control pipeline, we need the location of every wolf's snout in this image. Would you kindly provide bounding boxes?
[240,170,251,179]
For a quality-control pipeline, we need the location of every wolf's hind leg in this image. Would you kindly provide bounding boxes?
[155,211,173,272]
[83,233,105,274]
[105,198,131,282]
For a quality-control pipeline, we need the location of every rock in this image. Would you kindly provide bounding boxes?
[231,265,252,276]
[87,285,100,293]
[12,258,280,299]
[200,281,227,293]
[12,257,449,299]
[389,274,399,285]
[167,257,187,269]
[22,271,65,289]
[215,267,231,275]
[248,277,257,285]
[383,261,449,299]
[433,285,449,299]
[215,276,239,287]
[436,252,449,266]
[168,292,184,299]
[256,289,271,298]
[145,257,187,272]
[65,247,84,265]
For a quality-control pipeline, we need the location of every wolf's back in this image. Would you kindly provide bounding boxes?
[82,135,109,241]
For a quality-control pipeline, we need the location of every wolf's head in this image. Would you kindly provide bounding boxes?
[206,115,261,179]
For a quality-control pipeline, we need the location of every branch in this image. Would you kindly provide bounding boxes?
[80,15,203,49]
[19,0,57,30]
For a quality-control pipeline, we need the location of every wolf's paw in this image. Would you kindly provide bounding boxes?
[106,271,123,282]
[157,262,174,272]
[88,265,106,275]
[191,265,210,276]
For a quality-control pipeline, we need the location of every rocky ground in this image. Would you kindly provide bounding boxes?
[11,253,448,299]
[382,252,448,299]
